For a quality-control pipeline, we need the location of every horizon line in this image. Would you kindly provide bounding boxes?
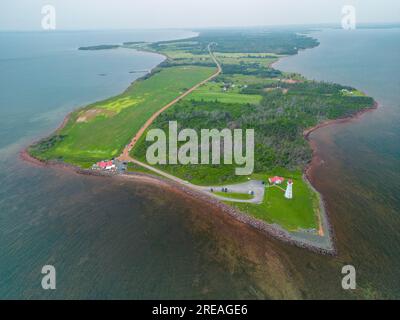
[1,21,400,33]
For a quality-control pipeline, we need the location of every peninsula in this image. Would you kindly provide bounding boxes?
[26,29,376,253]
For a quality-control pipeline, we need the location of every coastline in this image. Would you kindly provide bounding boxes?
[300,100,379,252]
[20,146,336,255]
[20,39,379,256]
[303,100,379,182]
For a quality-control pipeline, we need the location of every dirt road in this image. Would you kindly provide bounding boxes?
[114,43,265,204]
[118,43,222,162]
[128,158,264,204]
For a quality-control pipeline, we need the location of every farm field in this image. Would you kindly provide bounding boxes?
[215,52,280,67]
[29,65,215,167]
[184,81,262,104]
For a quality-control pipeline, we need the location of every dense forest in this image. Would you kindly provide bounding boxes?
[129,29,375,181]
[134,81,374,174]
[151,30,319,55]
[221,63,282,77]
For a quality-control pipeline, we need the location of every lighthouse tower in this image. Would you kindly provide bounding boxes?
[285,180,293,199]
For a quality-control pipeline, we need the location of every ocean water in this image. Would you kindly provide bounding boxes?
[0,30,195,150]
[275,28,400,298]
[0,30,246,299]
[0,28,399,299]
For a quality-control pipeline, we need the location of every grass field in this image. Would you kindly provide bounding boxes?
[227,74,280,85]
[130,163,251,186]
[184,81,262,104]
[215,52,279,67]
[232,172,319,231]
[29,65,215,167]
[340,89,366,97]
[127,163,164,178]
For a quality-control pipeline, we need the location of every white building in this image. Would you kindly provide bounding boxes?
[285,180,293,199]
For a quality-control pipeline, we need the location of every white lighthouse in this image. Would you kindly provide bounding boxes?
[285,180,293,199]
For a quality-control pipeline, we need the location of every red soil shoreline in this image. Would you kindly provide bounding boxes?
[19,101,378,257]
[19,93,376,257]
[19,144,336,255]
[301,101,379,254]
[303,101,379,183]
[19,111,73,167]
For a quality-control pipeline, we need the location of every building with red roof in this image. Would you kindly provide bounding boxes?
[268,176,285,184]
[94,160,115,170]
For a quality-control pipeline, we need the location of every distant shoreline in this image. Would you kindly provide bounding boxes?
[78,44,120,51]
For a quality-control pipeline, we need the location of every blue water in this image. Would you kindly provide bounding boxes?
[276,28,400,218]
[0,30,195,150]
[276,28,400,298]
[1,30,251,299]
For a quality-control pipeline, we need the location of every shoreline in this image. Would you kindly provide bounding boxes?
[19,147,336,255]
[300,100,379,252]
[303,100,379,183]
[20,140,337,255]
[303,101,379,141]
[20,38,378,256]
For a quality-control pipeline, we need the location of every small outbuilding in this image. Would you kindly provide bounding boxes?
[268,176,285,184]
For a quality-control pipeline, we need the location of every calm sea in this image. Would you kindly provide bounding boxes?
[0,28,399,299]
[275,28,400,299]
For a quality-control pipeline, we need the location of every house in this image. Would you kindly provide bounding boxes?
[268,176,285,184]
[93,160,116,171]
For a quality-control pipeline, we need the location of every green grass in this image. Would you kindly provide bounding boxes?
[340,89,366,97]
[93,96,143,113]
[233,172,319,231]
[127,163,164,178]
[134,163,250,186]
[227,74,280,85]
[184,81,262,104]
[29,65,216,167]
[214,191,254,200]
[163,51,209,60]
[215,52,279,67]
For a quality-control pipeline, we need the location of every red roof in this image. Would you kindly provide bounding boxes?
[97,160,113,168]
[269,176,285,183]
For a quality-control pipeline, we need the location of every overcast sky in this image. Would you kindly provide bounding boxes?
[1,0,399,31]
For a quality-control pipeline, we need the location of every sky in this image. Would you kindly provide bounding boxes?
[1,0,399,31]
